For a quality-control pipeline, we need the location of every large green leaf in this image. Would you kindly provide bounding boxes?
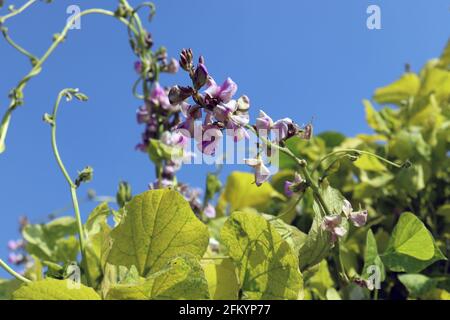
[373,72,420,105]
[12,279,101,300]
[221,211,303,300]
[83,202,112,286]
[22,217,79,263]
[398,274,438,298]
[202,258,239,300]
[216,171,284,215]
[107,189,209,276]
[381,212,446,273]
[106,255,210,300]
[0,279,21,300]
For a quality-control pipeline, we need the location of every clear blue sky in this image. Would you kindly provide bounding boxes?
[0,0,448,277]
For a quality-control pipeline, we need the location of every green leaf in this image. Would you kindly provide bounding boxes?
[12,279,101,300]
[298,184,345,270]
[362,229,385,282]
[148,139,183,164]
[317,131,346,148]
[262,214,307,254]
[305,260,335,299]
[84,202,112,286]
[398,274,438,298]
[0,279,21,300]
[22,217,79,263]
[373,73,420,105]
[221,211,303,300]
[106,255,210,300]
[363,100,390,134]
[353,154,387,172]
[216,171,284,216]
[202,258,239,300]
[381,212,446,273]
[107,189,209,276]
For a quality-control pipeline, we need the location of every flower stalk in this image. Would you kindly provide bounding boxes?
[0,258,31,283]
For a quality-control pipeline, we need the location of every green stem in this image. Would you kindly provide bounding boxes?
[0,258,31,283]
[1,27,38,64]
[333,242,349,285]
[246,125,332,214]
[202,256,230,260]
[313,148,404,173]
[0,0,37,24]
[0,8,138,154]
[49,89,91,286]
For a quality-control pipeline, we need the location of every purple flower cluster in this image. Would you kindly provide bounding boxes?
[5,217,30,273]
[170,49,250,156]
[320,199,368,244]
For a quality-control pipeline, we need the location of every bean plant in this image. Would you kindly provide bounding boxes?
[0,0,448,300]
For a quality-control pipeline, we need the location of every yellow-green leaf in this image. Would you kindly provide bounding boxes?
[373,73,420,105]
[107,190,209,276]
[12,279,101,300]
[221,211,303,300]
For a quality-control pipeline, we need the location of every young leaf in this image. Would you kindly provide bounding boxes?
[362,229,385,282]
[373,73,420,105]
[107,189,209,276]
[216,171,284,216]
[22,216,79,263]
[12,279,101,300]
[363,100,390,134]
[221,211,303,300]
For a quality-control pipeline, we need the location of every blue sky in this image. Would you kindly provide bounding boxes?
[0,0,448,277]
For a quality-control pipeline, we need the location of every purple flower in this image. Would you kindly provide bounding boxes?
[350,210,368,227]
[136,105,150,124]
[196,124,223,156]
[161,131,188,148]
[342,200,368,227]
[213,100,236,123]
[272,118,293,142]
[284,172,305,197]
[150,82,171,109]
[148,178,174,190]
[7,239,24,251]
[321,215,347,244]
[167,58,179,74]
[193,63,209,89]
[205,77,238,103]
[204,204,216,219]
[244,157,271,186]
[134,61,142,74]
[255,110,274,132]
[284,181,295,197]
[8,252,24,265]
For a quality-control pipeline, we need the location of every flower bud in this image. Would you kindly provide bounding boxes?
[169,85,194,104]
[236,95,250,112]
[180,48,193,71]
[144,32,153,49]
[116,181,132,208]
[75,166,94,187]
[193,63,208,90]
[166,58,179,74]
